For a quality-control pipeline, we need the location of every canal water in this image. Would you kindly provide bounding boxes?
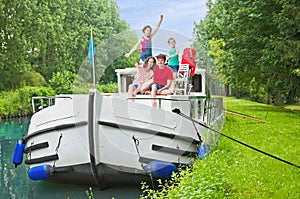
[0,117,142,199]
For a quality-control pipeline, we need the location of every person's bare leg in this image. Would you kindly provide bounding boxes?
[169,71,176,94]
[151,84,157,107]
[132,85,141,97]
[128,84,134,97]
[140,79,154,94]
[128,84,137,102]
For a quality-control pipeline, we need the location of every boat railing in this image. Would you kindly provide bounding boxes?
[127,97,191,109]
[127,96,222,125]
[205,97,224,126]
[31,96,72,113]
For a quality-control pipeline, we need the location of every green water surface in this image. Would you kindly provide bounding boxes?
[0,118,142,199]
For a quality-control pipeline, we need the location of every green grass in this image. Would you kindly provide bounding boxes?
[221,97,300,198]
[141,97,300,198]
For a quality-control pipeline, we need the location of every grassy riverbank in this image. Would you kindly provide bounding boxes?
[141,97,300,198]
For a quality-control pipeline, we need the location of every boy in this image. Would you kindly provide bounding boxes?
[150,54,173,107]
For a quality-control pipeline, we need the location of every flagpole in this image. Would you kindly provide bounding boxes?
[91,27,96,89]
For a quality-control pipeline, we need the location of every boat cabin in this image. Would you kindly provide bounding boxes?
[115,66,206,95]
[115,65,209,122]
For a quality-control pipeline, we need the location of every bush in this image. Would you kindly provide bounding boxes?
[140,155,228,198]
[0,86,55,118]
[0,91,20,117]
[49,70,77,94]
[97,82,118,93]
[21,69,47,87]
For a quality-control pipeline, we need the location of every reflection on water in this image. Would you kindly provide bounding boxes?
[0,118,142,199]
[28,183,142,199]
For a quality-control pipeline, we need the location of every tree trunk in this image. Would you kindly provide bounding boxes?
[274,90,280,106]
[286,88,296,104]
[225,84,231,96]
[235,89,239,98]
[267,88,271,104]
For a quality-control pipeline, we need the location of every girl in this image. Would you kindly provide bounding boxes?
[128,56,156,99]
[125,15,163,62]
[166,37,179,93]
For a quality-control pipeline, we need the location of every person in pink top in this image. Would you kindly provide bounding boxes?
[150,54,173,107]
[128,56,156,99]
[125,15,163,62]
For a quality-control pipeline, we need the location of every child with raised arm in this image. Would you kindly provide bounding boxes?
[125,15,163,62]
[166,37,179,93]
[128,56,156,99]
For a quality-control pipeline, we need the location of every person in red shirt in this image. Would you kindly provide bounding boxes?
[150,54,173,107]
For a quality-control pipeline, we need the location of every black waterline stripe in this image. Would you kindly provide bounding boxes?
[138,156,186,168]
[152,144,197,157]
[22,121,87,143]
[24,142,49,154]
[98,120,200,145]
[25,154,59,165]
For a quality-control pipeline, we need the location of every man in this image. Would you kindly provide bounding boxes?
[151,54,173,107]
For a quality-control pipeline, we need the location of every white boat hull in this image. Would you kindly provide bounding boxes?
[19,89,223,189]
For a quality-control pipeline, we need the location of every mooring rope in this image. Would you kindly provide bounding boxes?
[55,134,63,153]
[172,108,300,169]
[132,135,145,169]
[132,135,157,189]
[53,134,62,167]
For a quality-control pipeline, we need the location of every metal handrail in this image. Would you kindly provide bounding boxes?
[127,97,191,109]
[31,96,72,113]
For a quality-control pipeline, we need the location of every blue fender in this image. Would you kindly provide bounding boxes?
[197,143,210,160]
[28,165,53,180]
[12,140,25,168]
[144,160,178,180]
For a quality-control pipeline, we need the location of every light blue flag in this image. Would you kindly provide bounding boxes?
[88,36,94,65]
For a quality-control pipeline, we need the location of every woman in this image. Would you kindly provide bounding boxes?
[128,56,156,99]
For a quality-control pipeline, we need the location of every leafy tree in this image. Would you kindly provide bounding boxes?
[0,0,34,90]
[0,0,135,92]
[194,0,300,104]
